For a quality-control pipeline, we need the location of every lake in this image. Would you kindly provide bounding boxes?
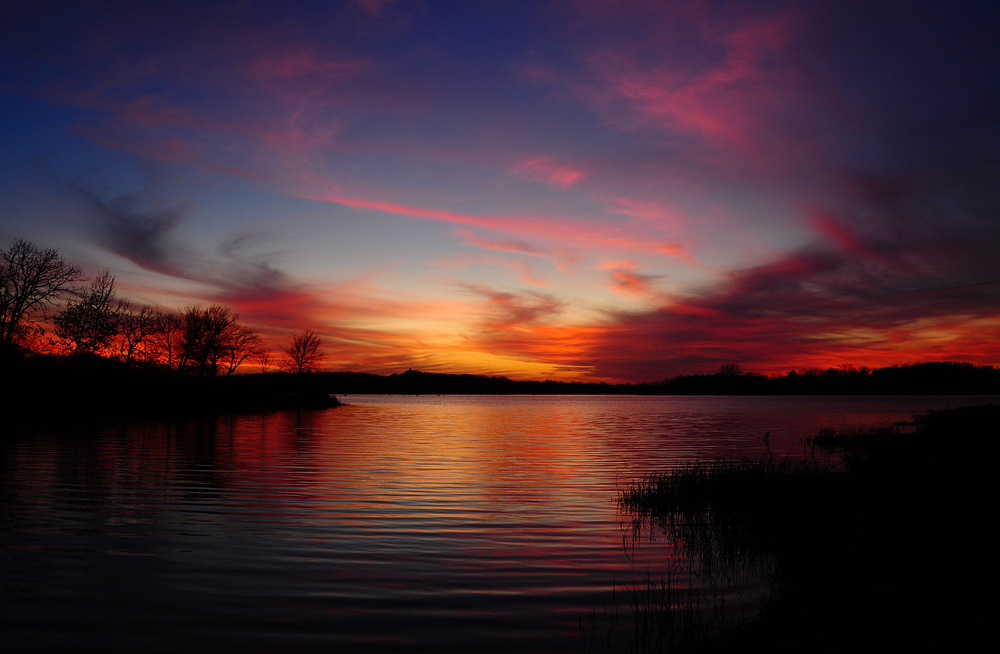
[1,395,990,652]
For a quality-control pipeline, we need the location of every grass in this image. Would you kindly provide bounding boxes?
[580,564,752,654]
[620,457,829,579]
[615,404,999,653]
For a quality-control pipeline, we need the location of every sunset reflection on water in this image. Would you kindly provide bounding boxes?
[1,395,983,652]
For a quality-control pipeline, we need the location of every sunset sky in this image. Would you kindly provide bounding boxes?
[2,1,998,381]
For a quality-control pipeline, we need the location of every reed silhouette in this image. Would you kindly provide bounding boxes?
[617,404,998,652]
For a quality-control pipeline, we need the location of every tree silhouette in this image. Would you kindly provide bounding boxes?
[255,348,274,374]
[1,238,84,349]
[54,269,120,355]
[178,305,260,376]
[151,310,183,370]
[284,330,323,373]
[716,362,743,376]
[117,302,161,364]
[223,324,263,376]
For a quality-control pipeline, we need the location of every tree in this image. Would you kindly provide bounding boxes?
[151,310,183,370]
[255,348,274,374]
[0,238,84,349]
[117,302,161,364]
[177,305,260,376]
[54,269,121,355]
[284,330,323,373]
[716,362,743,376]
[179,305,230,376]
[223,324,262,375]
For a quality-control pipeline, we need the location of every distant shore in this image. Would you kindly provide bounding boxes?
[303,362,1000,395]
[3,354,998,425]
[3,354,340,424]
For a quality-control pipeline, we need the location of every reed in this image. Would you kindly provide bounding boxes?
[619,457,829,577]
[613,457,829,651]
[614,404,999,653]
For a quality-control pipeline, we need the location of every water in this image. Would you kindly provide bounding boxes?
[0,395,989,652]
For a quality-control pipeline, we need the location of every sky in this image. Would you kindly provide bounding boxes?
[1,0,999,382]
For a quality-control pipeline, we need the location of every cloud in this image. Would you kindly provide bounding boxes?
[582,165,1000,380]
[606,197,687,228]
[608,266,663,297]
[354,0,396,16]
[306,190,692,260]
[430,253,546,287]
[453,283,606,374]
[80,190,190,278]
[458,231,545,256]
[208,233,326,327]
[246,49,373,82]
[450,230,584,283]
[78,185,334,335]
[557,8,800,153]
[463,284,563,329]
[511,157,585,187]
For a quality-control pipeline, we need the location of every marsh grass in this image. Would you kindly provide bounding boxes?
[624,567,709,654]
[612,457,831,651]
[619,457,829,577]
[613,404,999,652]
[807,424,909,472]
[580,562,763,654]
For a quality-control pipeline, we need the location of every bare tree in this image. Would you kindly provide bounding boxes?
[255,348,274,374]
[223,324,262,375]
[54,269,121,355]
[1,238,84,349]
[151,310,183,370]
[179,305,229,376]
[284,330,323,373]
[117,302,161,364]
[716,362,743,376]
[177,305,261,376]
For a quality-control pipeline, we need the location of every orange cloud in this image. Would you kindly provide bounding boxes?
[609,268,662,297]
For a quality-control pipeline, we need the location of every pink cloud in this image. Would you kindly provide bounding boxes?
[511,157,585,188]
[457,231,545,256]
[304,190,692,260]
[606,197,687,227]
[557,9,802,160]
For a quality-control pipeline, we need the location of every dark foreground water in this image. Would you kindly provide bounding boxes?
[1,395,990,652]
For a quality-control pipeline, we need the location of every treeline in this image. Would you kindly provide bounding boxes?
[655,361,1000,395]
[1,238,323,376]
[325,362,1000,396]
[2,237,338,420]
[325,369,659,394]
